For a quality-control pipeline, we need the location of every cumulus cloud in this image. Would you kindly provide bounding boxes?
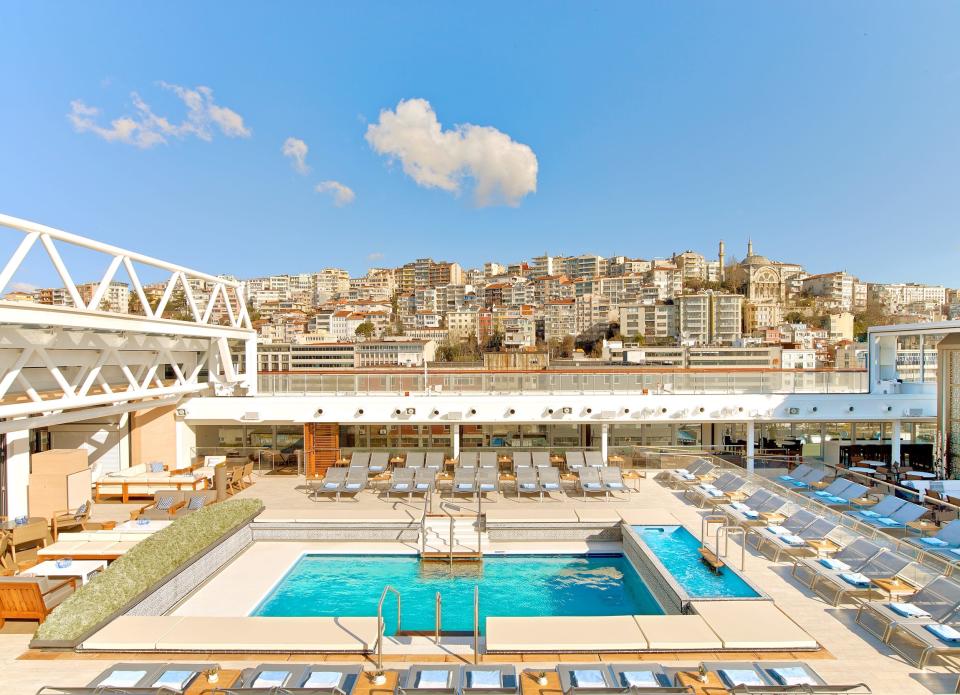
[365,98,537,207]
[68,83,251,148]
[316,180,356,206]
[282,137,310,174]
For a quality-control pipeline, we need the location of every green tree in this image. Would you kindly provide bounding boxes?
[354,321,375,339]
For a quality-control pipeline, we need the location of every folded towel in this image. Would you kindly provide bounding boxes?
[415,483,430,490]
[252,671,289,688]
[679,472,695,480]
[520,483,537,490]
[542,483,560,490]
[921,537,949,547]
[949,548,960,559]
[698,483,717,491]
[926,623,960,643]
[769,667,816,687]
[766,524,787,535]
[840,572,872,587]
[456,483,473,491]
[570,670,606,688]
[877,517,901,526]
[888,602,931,618]
[584,482,602,490]
[322,482,339,490]
[814,490,831,497]
[730,501,750,512]
[416,670,451,689]
[860,510,880,518]
[304,672,342,688]
[344,482,362,490]
[619,671,658,688]
[393,483,410,490]
[607,482,625,489]
[152,671,194,690]
[781,533,806,546]
[101,671,148,688]
[718,669,765,687]
[744,510,760,518]
[465,671,501,689]
[706,488,725,497]
[778,474,794,481]
[825,495,847,504]
[820,557,850,571]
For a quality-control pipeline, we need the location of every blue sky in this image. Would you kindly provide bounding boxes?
[1,2,959,288]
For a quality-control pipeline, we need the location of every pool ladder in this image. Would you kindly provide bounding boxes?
[701,515,746,571]
[376,585,480,665]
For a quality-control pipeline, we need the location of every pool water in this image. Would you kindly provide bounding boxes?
[252,554,662,634]
[633,525,760,599]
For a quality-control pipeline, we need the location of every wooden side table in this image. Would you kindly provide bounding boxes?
[872,577,917,601]
[185,669,241,694]
[674,670,726,694]
[760,512,786,525]
[805,538,841,557]
[907,520,939,536]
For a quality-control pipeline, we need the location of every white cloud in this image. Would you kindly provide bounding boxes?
[316,180,356,206]
[367,252,385,262]
[68,83,251,148]
[365,98,538,207]
[282,137,310,174]
[9,282,37,293]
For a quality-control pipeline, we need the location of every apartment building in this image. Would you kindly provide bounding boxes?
[645,264,682,300]
[544,299,576,342]
[446,308,480,341]
[678,292,743,345]
[828,312,855,342]
[744,301,783,332]
[802,272,867,312]
[502,314,537,348]
[575,293,617,338]
[619,301,678,341]
[76,281,130,314]
[562,254,605,279]
[782,348,818,369]
[356,339,437,367]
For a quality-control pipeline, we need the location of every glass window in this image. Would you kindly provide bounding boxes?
[794,423,823,459]
[610,424,643,446]
[550,424,581,449]
[245,426,274,449]
[914,423,936,444]
[677,424,701,447]
[275,426,304,452]
[824,423,851,443]
[644,424,672,447]
[855,422,883,442]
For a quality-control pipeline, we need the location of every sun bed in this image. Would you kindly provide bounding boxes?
[81,662,215,693]
[477,467,499,495]
[856,575,960,642]
[405,451,425,468]
[388,467,416,498]
[900,519,960,558]
[777,463,812,483]
[558,663,687,694]
[237,663,363,693]
[532,451,552,468]
[565,451,586,472]
[886,615,960,667]
[459,452,479,469]
[461,665,518,695]
[538,467,563,498]
[755,516,837,562]
[515,467,540,499]
[817,481,869,509]
[791,537,884,587]
[845,495,907,523]
[412,467,436,496]
[512,451,532,471]
[341,466,368,498]
[601,466,627,496]
[349,451,371,468]
[368,451,390,474]
[801,477,853,499]
[397,665,459,695]
[699,661,870,693]
[664,459,714,486]
[584,450,605,467]
[854,500,928,534]
[576,467,606,499]
[309,467,347,501]
[451,467,479,497]
[479,451,499,469]
[424,452,445,471]
[684,474,745,508]
[722,493,787,528]
[809,548,915,606]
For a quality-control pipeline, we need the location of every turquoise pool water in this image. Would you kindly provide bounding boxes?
[252,554,662,634]
[632,525,760,599]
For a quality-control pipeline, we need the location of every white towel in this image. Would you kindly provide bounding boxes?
[888,602,931,618]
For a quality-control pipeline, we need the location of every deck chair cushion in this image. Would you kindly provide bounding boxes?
[186,494,207,511]
[416,671,451,688]
[253,671,289,687]
[769,668,815,686]
[149,462,166,473]
[570,670,606,688]
[619,671,658,688]
[719,670,765,687]
[466,671,501,689]
[155,495,176,511]
[304,672,342,688]
[153,670,195,690]
[926,623,960,642]
[101,670,149,688]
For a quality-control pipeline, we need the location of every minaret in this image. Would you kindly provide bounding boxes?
[747,238,754,258]
[718,240,725,282]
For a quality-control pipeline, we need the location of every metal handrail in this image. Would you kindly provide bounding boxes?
[435,591,442,643]
[473,585,480,664]
[419,487,431,555]
[376,585,401,671]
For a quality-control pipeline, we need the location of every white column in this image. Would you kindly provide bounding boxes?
[244,335,259,396]
[891,420,902,467]
[746,421,755,474]
[452,425,460,458]
[601,423,609,462]
[5,428,30,518]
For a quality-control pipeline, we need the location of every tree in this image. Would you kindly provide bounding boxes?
[354,321,375,339]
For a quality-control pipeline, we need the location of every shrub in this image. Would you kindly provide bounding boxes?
[35,498,263,643]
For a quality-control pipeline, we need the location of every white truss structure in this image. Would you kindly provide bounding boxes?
[0,213,257,432]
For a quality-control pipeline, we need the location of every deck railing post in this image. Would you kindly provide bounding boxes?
[473,585,480,664]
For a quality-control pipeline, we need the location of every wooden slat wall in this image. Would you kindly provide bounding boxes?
[304,423,339,478]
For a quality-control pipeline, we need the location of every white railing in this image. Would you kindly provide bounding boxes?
[0,213,251,331]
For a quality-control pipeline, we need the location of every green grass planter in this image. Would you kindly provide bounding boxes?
[34,498,263,646]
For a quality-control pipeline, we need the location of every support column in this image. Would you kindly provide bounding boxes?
[5,428,30,518]
[244,335,259,396]
[892,419,902,468]
[746,421,755,474]
[601,423,609,462]
[452,425,460,458]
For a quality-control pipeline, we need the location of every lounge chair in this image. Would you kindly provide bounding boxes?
[777,463,813,484]
[538,467,563,498]
[388,467,416,498]
[801,477,853,499]
[558,663,683,694]
[755,516,837,562]
[856,500,928,535]
[479,451,499,469]
[845,495,907,523]
[684,474,745,508]
[237,663,363,693]
[747,508,818,552]
[309,467,348,501]
[369,452,390,474]
[792,537,885,588]
[901,519,960,558]
[349,451,371,468]
[134,489,186,520]
[515,467,540,499]
[701,661,870,693]
[84,662,213,693]
[665,461,717,489]
[51,500,91,541]
[477,467,499,496]
[0,575,76,627]
[576,468,606,499]
[340,466,368,499]
[565,451,586,472]
[819,481,869,508]
[459,452,479,469]
[584,450,605,467]
[856,575,960,642]
[173,490,216,517]
[461,665,518,694]
[532,451,552,469]
[406,451,426,468]
[809,548,915,606]
[601,467,627,497]
[397,665,459,695]
[785,467,829,490]
[425,451,445,471]
[512,451,532,471]
[412,467,436,497]
[451,467,479,498]
[722,492,786,528]
[886,615,960,667]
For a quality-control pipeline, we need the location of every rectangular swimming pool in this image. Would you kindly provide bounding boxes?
[630,525,761,599]
[251,554,663,634]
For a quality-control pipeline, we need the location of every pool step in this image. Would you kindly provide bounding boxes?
[420,517,489,555]
[698,546,726,572]
[419,551,484,562]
